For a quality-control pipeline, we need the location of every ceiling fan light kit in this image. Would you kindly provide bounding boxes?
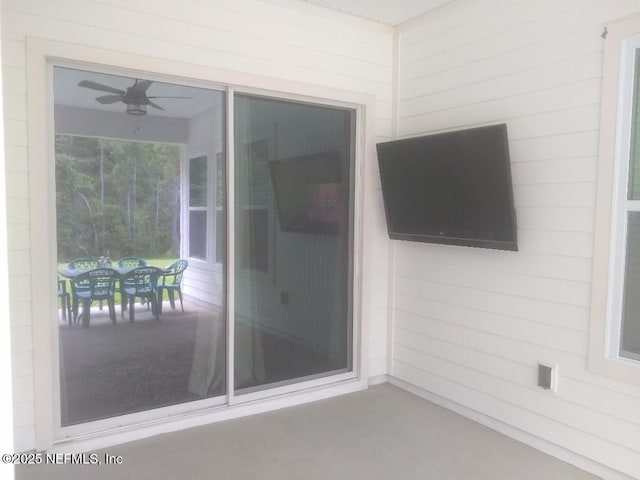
[126,103,147,116]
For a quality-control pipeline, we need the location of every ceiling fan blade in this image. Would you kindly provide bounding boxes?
[95,94,124,104]
[148,100,165,111]
[131,79,153,95]
[147,96,193,99]
[78,80,125,95]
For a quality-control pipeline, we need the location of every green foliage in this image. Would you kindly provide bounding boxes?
[55,135,181,263]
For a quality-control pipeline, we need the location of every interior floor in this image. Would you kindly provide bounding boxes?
[18,383,599,480]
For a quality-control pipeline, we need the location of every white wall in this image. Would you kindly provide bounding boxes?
[55,105,189,144]
[184,104,225,306]
[392,1,640,478]
[1,0,393,452]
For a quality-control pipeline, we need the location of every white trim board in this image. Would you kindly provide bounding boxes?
[589,12,640,384]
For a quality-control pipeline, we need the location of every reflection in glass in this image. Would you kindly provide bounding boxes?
[628,49,640,200]
[233,94,354,392]
[54,66,226,426]
[189,156,207,206]
[189,211,207,260]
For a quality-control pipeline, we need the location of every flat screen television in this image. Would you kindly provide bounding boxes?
[269,151,345,234]
[376,124,517,251]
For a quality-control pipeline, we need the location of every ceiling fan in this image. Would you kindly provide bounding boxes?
[77,78,190,115]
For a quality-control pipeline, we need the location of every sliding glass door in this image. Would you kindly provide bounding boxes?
[53,65,355,433]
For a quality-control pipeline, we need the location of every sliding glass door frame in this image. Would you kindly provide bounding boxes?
[40,53,365,445]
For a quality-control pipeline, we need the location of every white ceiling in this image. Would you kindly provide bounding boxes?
[298,0,454,25]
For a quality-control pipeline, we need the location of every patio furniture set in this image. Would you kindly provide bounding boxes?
[58,257,188,327]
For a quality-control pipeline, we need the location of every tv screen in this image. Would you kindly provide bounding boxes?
[376,124,517,251]
[269,151,345,234]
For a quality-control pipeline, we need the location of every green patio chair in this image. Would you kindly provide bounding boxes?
[66,258,100,323]
[116,256,148,268]
[121,266,164,322]
[157,259,188,313]
[57,278,71,325]
[67,258,100,270]
[71,268,119,327]
[115,256,148,310]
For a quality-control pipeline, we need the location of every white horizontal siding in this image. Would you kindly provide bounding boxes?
[395,290,588,352]
[2,0,392,451]
[400,78,603,137]
[516,206,595,233]
[394,1,640,478]
[507,105,601,142]
[397,257,591,307]
[401,0,606,66]
[183,266,225,308]
[515,183,595,208]
[511,156,598,186]
[5,110,30,439]
[401,52,602,115]
[3,1,392,98]
[396,243,592,282]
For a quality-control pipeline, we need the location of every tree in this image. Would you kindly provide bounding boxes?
[55,135,181,262]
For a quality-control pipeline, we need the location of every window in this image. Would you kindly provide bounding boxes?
[187,152,226,264]
[188,155,208,260]
[611,41,640,362]
[590,19,640,383]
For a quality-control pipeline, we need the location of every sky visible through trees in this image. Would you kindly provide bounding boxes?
[55,135,181,262]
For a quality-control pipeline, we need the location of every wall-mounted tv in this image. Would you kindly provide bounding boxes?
[376,124,517,251]
[269,151,345,234]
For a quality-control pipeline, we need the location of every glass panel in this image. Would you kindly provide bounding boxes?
[54,66,226,427]
[628,49,640,200]
[621,212,640,359]
[234,94,353,392]
[189,210,207,260]
[189,156,207,207]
